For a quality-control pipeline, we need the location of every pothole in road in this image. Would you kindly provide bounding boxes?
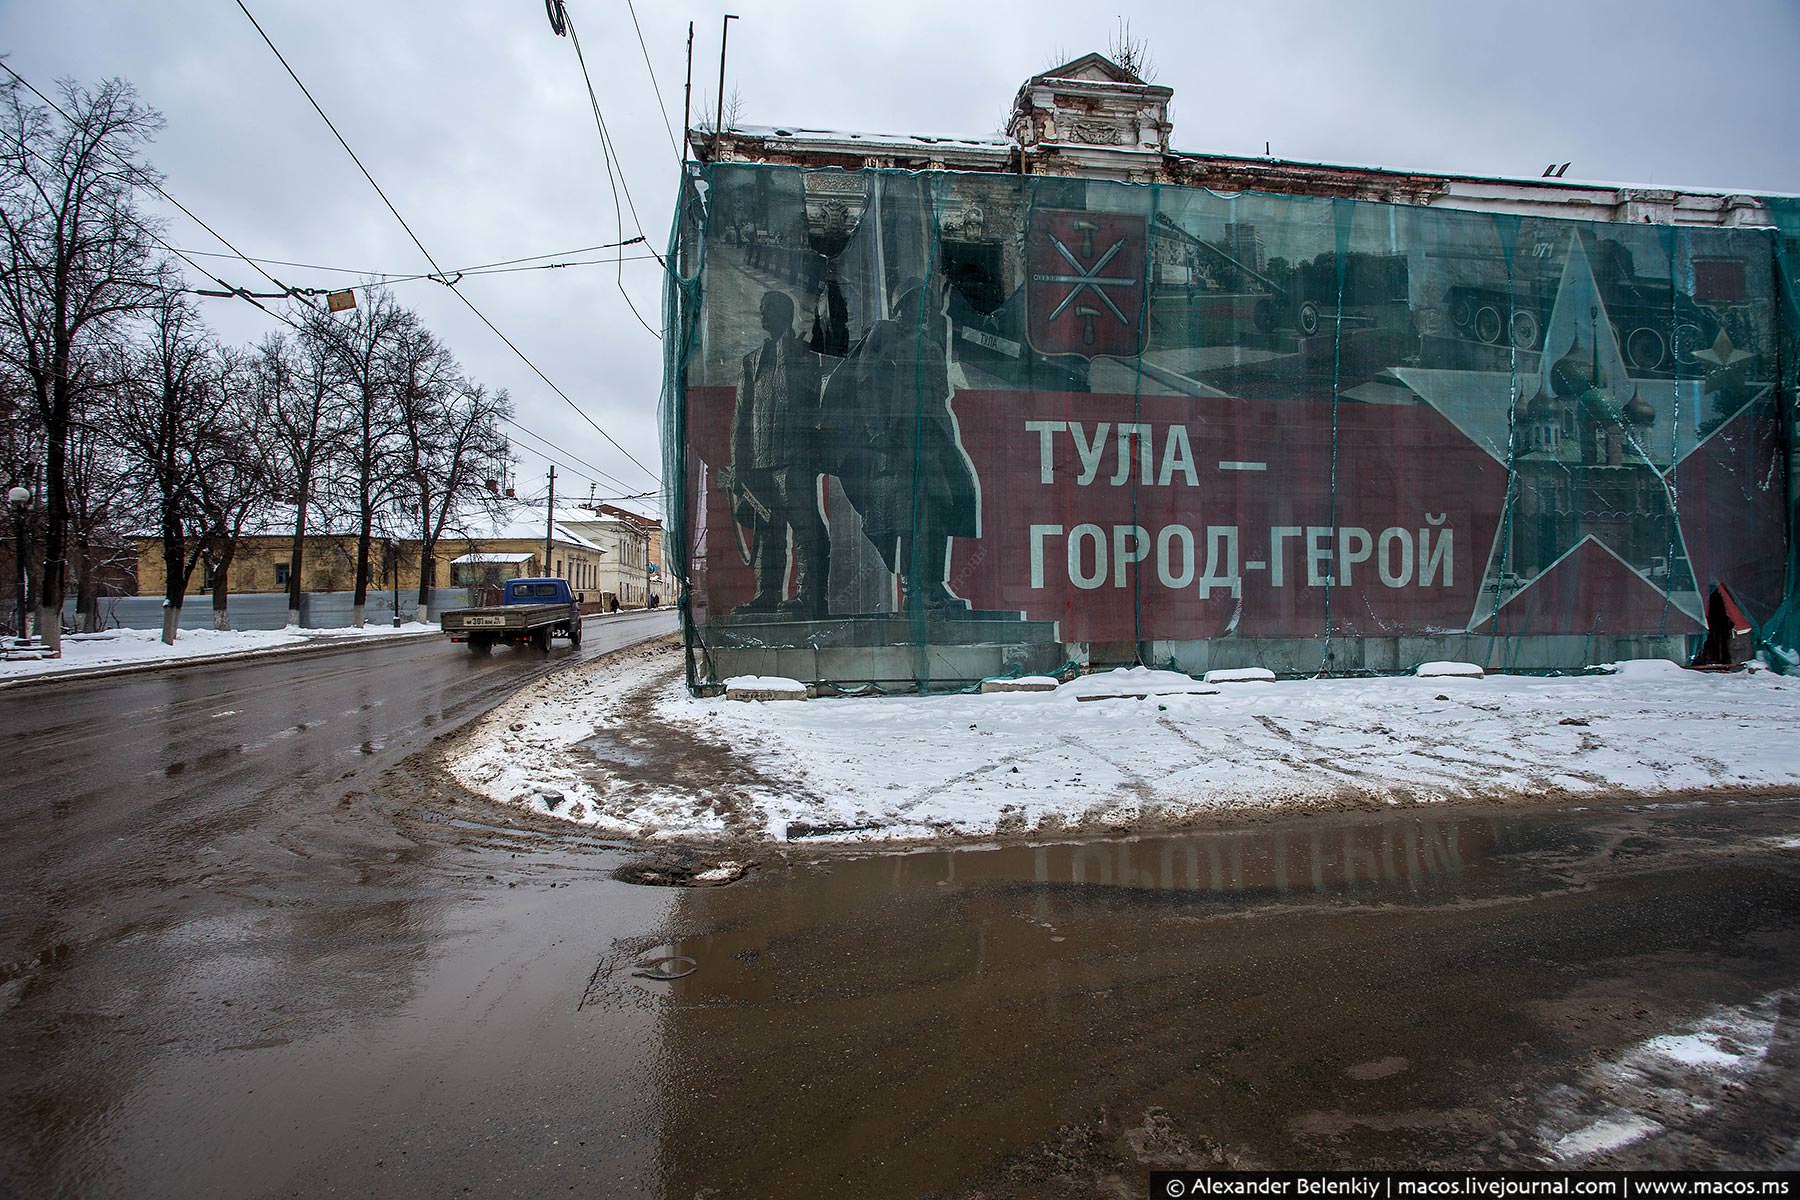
[612,851,754,888]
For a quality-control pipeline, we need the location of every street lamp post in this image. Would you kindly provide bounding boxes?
[8,485,31,646]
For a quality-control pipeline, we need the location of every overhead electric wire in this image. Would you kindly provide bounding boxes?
[0,58,314,308]
[1,64,648,507]
[169,248,663,290]
[234,0,660,487]
[623,0,682,161]
[167,237,650,282]
[560,2,669,342]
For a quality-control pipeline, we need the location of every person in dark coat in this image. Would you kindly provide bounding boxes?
[823,277,979,612]
[725,289,829,616]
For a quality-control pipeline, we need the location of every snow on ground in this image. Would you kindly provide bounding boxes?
[0,623,439,680]
[1535,989,1787,1163]
[444,645,1800,844]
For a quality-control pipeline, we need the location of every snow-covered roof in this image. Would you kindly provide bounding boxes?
[451,508,605,551]
[731,124,1014,151]
[450,552,534,565]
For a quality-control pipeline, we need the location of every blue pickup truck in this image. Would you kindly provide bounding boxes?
[440,578,584,654]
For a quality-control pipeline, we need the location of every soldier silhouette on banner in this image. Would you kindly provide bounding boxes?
[823,275,979,613]
[723,289,829,617]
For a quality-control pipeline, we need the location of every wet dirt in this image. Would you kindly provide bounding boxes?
[627,799,1800,1197]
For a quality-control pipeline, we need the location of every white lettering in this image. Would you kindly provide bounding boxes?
[1110,423,1152,486]
[1306,527,1334,587]
[1418,524,1453,587]
[1337,527,1372,586]
[1156,524,1196,588]
[1068,524,1107,589]
[1024,420,1066,485]
[1377,527,1413,588]
[1029,524,1063,589]
[1069,422,1109,486]
[1113,524,1150,587]
[1199,527,1241,599]
[1269,526,1303,587]
[1158,425,1199,487]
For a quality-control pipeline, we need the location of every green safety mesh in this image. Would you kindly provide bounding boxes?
[659,163,1798,692]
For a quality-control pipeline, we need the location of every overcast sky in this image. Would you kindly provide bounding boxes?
[6,0,1797,515]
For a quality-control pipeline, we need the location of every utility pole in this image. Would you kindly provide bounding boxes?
[681,21,694,161]
[544,465,556,578]
[714,14,737,150]
[8,485,30,646]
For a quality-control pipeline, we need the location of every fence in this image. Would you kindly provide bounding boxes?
[64,588,476,632]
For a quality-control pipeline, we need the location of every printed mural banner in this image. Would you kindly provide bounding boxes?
[661,164,1796,690]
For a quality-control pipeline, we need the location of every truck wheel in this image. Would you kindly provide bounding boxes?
[1297,301,1320,337]
[468,636,492,656]
[568,619,583,647]
[532,626,552,653]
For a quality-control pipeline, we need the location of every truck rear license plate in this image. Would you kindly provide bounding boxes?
[462,616,506,627]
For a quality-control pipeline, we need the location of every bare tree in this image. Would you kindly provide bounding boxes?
[192,347,274,630]
[63,362,135,631]
[1108,19,1156,82]
[257,314,349,626]
[313,286,410,627]
[692,87,747,140]
[0,76,164,652]
[391,328,512,622]
[112,289,229,644]
[0,343,44,635]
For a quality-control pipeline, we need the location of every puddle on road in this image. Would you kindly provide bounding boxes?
[630,807,1601,1009]
[635,798,1800,1196]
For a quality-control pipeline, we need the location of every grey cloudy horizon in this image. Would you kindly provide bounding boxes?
[5,0,1797,514]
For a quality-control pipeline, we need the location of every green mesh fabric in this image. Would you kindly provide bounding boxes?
[658,163,1796,692]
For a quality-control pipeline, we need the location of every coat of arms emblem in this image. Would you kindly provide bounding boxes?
[1026,209,1148,359]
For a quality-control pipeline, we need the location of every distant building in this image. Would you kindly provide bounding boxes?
[130,505,611,610]
[560,504,658,609]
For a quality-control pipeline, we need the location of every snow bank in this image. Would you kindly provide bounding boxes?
[446,644,1800,844]
[1204,667,1276,684]
[1415,661,1484,678]
[1058,666,1217,698]
[724,675,807,699]
[0,623,439,680]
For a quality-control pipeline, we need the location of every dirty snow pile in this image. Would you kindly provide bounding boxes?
[446,649,1800,844]
[0,623,439,680]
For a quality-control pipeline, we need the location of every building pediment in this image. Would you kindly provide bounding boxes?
[1037,52,1143,86]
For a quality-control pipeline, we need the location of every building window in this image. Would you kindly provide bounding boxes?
[275,563,289,587]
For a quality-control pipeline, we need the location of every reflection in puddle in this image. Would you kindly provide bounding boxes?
[655,808,1590,1011]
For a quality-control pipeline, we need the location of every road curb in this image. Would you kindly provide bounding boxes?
[0,609,673,692]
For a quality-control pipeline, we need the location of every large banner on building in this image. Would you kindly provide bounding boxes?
[664,164,1793,688]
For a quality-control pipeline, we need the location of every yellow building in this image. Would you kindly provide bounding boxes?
[131,507,611,608]
[134,534,373,597]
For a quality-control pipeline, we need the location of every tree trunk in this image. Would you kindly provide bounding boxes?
[160,525,186,645]
[351,502,372,628]
[286,485,308,627]
[75,536,99,633]
[38,404,67,654]
[211,551,233,631]
[414,535,435,625]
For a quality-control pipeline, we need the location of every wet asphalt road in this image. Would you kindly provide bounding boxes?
[1,619,1798,1196]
